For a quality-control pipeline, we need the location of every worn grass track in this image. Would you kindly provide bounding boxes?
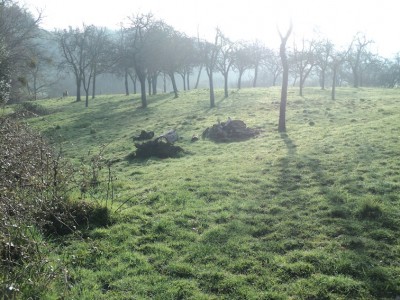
[27,87,400,299]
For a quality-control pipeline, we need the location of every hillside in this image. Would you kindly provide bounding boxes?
[22,87,400,299]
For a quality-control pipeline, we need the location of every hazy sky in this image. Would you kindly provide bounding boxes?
[22,0,400,57]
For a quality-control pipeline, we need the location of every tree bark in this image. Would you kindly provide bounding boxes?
[76,77,82,102]
[209,72,215,107]
[152,74,157,95]
[253,63,259,87]
[163,73,167,93]
[147,76,152,95]
[138,74,147,108]
[181,74,186,91]
[124,70,129,96]
[92,65,97,99]
[278,23,293,132]
[224,73,229,98]
[128,73,136,94]
[195,65,202,89]
[237,70,243,89]
[331,65,337,100]
[169,72,178,98]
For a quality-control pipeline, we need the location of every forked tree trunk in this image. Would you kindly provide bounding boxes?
[278,23,293,132]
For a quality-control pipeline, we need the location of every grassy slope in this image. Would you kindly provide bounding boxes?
[28,87,400,299]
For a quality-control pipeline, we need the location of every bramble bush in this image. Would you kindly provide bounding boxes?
[0,115,110,298]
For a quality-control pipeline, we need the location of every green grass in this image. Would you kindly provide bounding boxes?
[22,87,400,299]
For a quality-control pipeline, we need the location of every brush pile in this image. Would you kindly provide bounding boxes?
[202,118,260,142]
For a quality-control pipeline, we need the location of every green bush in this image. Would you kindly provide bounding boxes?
[15,101,50,116]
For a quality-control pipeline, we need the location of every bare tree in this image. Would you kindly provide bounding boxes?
[315,39,333,89]
[200,30,220,108]
[216,29,235,98]
[291,38,316,96]
[263,49,282,86]
[127,13,154,108]
[114,26,134,96]
[330,45,352,100]
[249,40,267,87]
[89,27,113,99]
[233,42,253,89]
[56,26,87,102]
[348,33,373,88]
[278,22,293,133]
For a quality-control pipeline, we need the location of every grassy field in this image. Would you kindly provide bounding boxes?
[24,87,400,299]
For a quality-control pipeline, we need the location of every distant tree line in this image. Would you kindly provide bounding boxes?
[1,0,400,108]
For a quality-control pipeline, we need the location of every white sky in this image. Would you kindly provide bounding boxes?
[22,0,400,57]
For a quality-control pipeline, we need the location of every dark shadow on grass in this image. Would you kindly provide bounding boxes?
[274,133,400,298]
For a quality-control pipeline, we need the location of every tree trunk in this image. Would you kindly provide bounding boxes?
[85,92,89,108]
[223,73,229,98]
[187,72,190,90]
[76,77,82,102]
[195,65,203,89]
[169,73,178,98]
[181,73,186,91]
[352,65,359,88]
[320,69,326,90]
[209,71,215,108]
[92,74,97,99]
[124,70,129,96]
[152,74,157,95]
[253,64,259,87]
[278,24,292,133]
[237,71,243,89]
[147,76,152,95]
[138,74,147,108]
[92,65,97,99]
[331,66,337,100]
[163,73,167,93]
[299,73,304,96]
[272,72,278,86]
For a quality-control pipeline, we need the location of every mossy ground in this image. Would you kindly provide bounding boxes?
[25,87,400,299]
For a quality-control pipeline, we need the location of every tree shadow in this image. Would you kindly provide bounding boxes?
[272,132,399,298]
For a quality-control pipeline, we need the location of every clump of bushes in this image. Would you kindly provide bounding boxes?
[14,101,50,116]
[0,116,111,298]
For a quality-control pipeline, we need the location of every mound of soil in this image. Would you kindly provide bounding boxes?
[134,138,184,159]
[202,119,260,142]
[133,130,154,141]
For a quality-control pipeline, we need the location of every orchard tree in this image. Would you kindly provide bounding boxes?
[176,36,196,91]
[215,29,235,98]
[315,39,333,89]
[80,25,113,107]
[199,30,220,108]
[291,38,316,96]
[278,22,293,133]
[381,54,400,88]
[88,26,114,99]
[56,26,88,102]
[263,49,282,86]
[126,13,155,108]
[25,49,56,100]
[348,33,373,88]
[114,26,136,96]
[249,40,267,87]
[330,45,352,100]
[233,42,253,89]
